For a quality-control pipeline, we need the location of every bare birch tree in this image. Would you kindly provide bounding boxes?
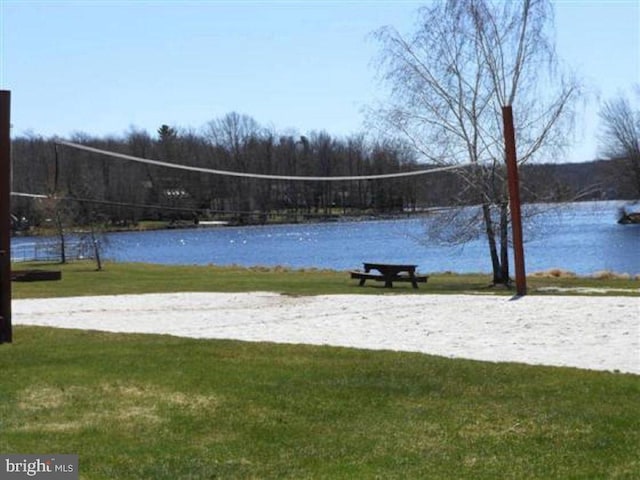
[372,0,579,285]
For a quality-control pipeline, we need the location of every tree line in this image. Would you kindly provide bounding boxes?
[11,113,454,227]
[11,110,633,231]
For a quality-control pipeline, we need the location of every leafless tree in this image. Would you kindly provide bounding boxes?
[372,0,579,285]
[34,195,75,264]
[599,91,640,199]
[204,113,265,221]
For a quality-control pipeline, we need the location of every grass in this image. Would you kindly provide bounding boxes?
[1,327,638,479]
[10,261,640,299]
[5,261,639,478]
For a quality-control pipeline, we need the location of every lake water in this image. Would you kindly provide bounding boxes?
[12,201,640,275]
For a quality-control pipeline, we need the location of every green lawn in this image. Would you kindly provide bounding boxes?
[1,327,638,479]
[10,261,640,299]
[3,261,639,478]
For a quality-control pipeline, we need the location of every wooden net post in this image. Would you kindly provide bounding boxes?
[502,105,527,296]
[0,90,12,343]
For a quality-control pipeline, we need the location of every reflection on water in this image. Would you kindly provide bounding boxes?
[13,201,640,274]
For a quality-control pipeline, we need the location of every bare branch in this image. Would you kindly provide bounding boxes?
[371,0,580,284]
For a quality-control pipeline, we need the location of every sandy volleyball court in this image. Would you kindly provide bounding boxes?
[13,292,640,374]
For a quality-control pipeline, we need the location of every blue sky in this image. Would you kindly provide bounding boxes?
[1,0,638,163]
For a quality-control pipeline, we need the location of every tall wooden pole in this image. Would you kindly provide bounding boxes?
[502,105,527,296]
[0,90,12,343]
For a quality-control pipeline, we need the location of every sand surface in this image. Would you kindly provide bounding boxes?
[13,292,640,374]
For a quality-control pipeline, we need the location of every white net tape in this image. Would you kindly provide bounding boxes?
[56,140,469,182]
[10,192,48,199]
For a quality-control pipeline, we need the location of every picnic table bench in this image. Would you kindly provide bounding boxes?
[10,269,62,282]
[350,262,428,289]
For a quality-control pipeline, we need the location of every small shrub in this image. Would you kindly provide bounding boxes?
[531,268,576,278]
[592,270,631,280]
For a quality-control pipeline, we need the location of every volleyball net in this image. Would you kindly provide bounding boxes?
[11,138,472,227]
[56,140,467,182]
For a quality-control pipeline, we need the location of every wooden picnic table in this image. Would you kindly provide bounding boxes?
[350,262,428,289]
